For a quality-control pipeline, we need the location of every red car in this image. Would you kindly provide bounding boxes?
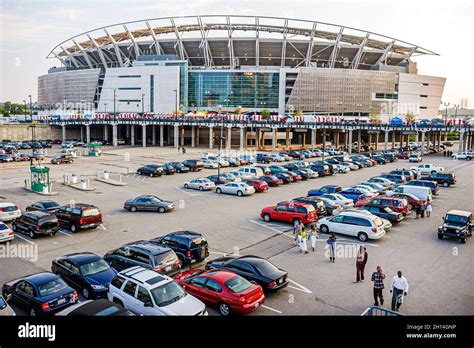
[397,152,410,159]
[390,193,424,210]
[244,180,269,192]
[261,201,317,225]
[174,269,265,316]
[259,175,283,187]
[355,196,410,215]
[54,203,103,232]
[284,171,302,182]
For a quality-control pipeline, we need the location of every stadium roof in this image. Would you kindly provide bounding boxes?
[47,15,438,70]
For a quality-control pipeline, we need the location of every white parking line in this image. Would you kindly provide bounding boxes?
[249,220,294,239]
[14,234,36,245]
[98,224,107,231]
[58,230,73,237]
[288,279,313,294]
[174,187,202,196]
[261,305,283,314]
[209,251,228,256]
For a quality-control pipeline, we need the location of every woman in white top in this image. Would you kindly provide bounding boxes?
[425,203,432,217]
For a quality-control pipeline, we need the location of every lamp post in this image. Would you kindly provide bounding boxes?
[174,89,178,121]
[23,100,27,119]
[443,102,450,124]
[28,95,33,122]
[141,93,145,116]
[113,89,117,122]
[217,105,224,183]
[104,102,108,114]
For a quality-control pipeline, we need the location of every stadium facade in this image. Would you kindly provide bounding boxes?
[38,15,446,118]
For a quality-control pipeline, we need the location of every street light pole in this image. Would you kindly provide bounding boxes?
[443,102,450,124]
[217,105,223,183]
[113,89,117,122]
[141,93,145,116]
[174,89,178,121]
[28,95,33,122]
[104,102,108,114]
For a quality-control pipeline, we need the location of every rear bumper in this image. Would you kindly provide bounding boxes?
[237,294,266,314]
[267,280,289,292]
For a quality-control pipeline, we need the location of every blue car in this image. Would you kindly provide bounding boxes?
[256,154,271,163]
[2,272,77,316]
[339,187,375,203]
[51,253,117,299]
[308,185,342,197]
[268,165,285,174]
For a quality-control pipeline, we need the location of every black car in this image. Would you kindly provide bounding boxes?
[104,241,181,276]
[51,154,74,165]
[283,163,300,171]
[309,164,330,176]
[56,299,134,316]
[274,172,293,184]
[181,160,204,172]
[438,210,473,243]
[291,197,327,217]
[51,253,117,299]
[161,163,176,175]
[293,169,310,180]
[29,142,43,149]
[207,175,228,185]
[167,162,190,173]
[372,156,388,164]
[382,154,398,163]
[379,173,407,184]
[137,165,164,177]
[324,158,339,165]
[148,231,209,265]
[406,179,439,195]
[12,211,59,239]
[205,255,289,292]
[426,173,456,187]
[361,205,403,223]
[26,200,61,214]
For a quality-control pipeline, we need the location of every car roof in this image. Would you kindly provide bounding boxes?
[68,299,128,316]
[125,241,171,255]
[236,255,274,267]
[25,211,52,218]
[64,252,101,264]
[204,269,240,282]
[36,200,59,204]
[0,203,16,208]
[166,230,203,240]
[446,210,472,217]
[24,272,59,285]
[119,266,169,287]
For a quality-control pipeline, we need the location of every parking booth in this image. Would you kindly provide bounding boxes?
[87,143,103,157]
[30,166,51,193]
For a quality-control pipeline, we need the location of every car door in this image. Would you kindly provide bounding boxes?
[340,216,358,237]
[55,208,69,227]
[134,198,147,211]
[55,259,75,285]
[204,278,223,307]
[67,261,84,289]
[273,205,287,220]
[109,247,133,271]
[328,215,345,234]
[136,285,156,315]
[121,280,140,314]
[11,281,31,307]
[184,276,209,303]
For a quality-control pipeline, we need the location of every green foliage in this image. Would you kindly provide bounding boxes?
[0,102,28,116]
[261,108,271,118]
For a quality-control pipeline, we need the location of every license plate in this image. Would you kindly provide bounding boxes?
[254,302,260,308]
[57,298,66,305]
[191,259,196,263]
[165,266,172,272]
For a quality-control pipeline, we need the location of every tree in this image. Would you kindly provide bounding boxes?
[234,107,242,115]
[260,108,270,118]
[369,109,379,121]
[295,110,303,116]
[405,112,415,123]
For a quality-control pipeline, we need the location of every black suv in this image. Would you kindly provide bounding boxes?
[51,154,74,165]
[11,211,59,239]
[137,165,164,177]
[148,231,209,266]
[426,173,456,187]
[104,241,181,276]
[438,210,473,243]
[181,160,204,172]
[406,179,440,195]
[291,197,328,218]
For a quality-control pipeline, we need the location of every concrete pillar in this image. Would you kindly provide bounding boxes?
[61,125,66,142]
[209,126,214,149]
[226,127,232,150]
[180,127,185,147]
[112,124,118,147]
[174,125,179,148]
[272,128,277,150]
[191,126,195,148]
[444,132,448,142]
[344,130,348,150]
[103,125,109,142]
[391,131,395,149]
[131,125,135,146]
[384,131,389,150]
[285,129,291,148]
[80,126,84,143]
[160,125,164,147]
[302,133,306,147]
[458,131,464,152]
[126,124,130,138]
[311,128,316,149]
[85,124,90,144]
[239,127,245,151]
[196,127,200,146]
[415,132,419,143]
[142,124,147,148]
[335,130,340,148]
[357,130,361,153]
[400,132,404,149]
[421,131,426,158]
[256,128,261,149]
[368,133,372,150]
[348,129,353,154]
[152,125,156,145]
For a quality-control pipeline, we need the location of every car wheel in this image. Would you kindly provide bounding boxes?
[138,171,142,175]
[82,288,90,299]
[461,237,466,244]
[358,232,368,242]
[218,302,231,316]
[431,171,436,174]
[443,182,449,187]
[320,225,329,234]
[216,188,222,194]
[70,224,77,233]
[158,207,166,213]
[438,233,443,240]
[112,298,124,307]
[467,157,472,161]
[199,186,204,191]
[30,307,37,316]
[130,206,137,212]
[29,230,35,239]
[263,214,271,222]
[237,190,243,197]
[149,173,154,177]
[184,184,189,189]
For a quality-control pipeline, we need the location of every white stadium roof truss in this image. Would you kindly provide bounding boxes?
[46,15,438,70]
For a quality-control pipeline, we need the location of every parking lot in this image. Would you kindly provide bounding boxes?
[0,144,473,316]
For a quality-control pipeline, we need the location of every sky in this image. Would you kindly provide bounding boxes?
[0,0,473,107]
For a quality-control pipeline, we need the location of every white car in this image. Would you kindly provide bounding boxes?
[451,151,473,161]
[359,181,387,193]
[231,171,255,180]
[327,148,341,155]
[317,210,386,242]
[336,164,350,173]
[200,152,215,159]
[293,161,310,168]
[0,222,14,242]
[341,208,392,232]
[410,163,444,175]
[107,266,207,316]
[207,156,229,167]
[202,160,219,169]
[269,154,285,162]
[353,185,379,195]
[409,153,422,162]
[0,203,21,222]
[320,193,354,208]
[368,177,396,189]
[215,182,256,196]
[299,168,319,178]
[183,178,216,191]
[342,162,359,171]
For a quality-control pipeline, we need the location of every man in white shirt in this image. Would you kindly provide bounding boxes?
[390,270,409,311]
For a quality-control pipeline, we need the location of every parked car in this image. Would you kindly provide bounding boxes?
[254,165,271,175]
[206,175,228,185]
[291,197,327,217]
[161,164,176,175]
[11,211,59,239]
[389,193,424,211]
[297,168,319,179]
[274,172,293,184]
[390,170,417,181]
[339,187,377,203]
[167,162,190,173]
[215,182,255,196]
[0,295,15,316]
[104,241,181,276]
[280,150,304,160]
[390,185,433,203]
[2,272,78,316]
[183,178,215,191]
[314,196,343,216]
[397,151,410,160]
[307,185,342,197]
[148,231,209,266]
[410,163,444,175]
[259,175,283,187]
[284,171,302,182]
[317,211,386,241]
[124,195,174,213]
[358,182,387,194]
[320,193,355,209]
[309,164,331,176]
[181,160,204,172]
[0,154,13,163]
[0,203,21,222]
[261,201,317,225]
[137,165,164,177]
[368,177,396,189]
[336,164,350,174]
[202,160,219,169]
[174,269,265,316]
[205,255,288,292]
[451,151,473,161]
[222,157,240,167]
[12,153,30,162]
[406,179,440,195]
[409,153,422,163]
[107,266,207,316]
[360,205,404,223]
[438,210,472,243]
[51,154,74,165]
[51,253,117,299]
[379,173,407,184]
[56,298,133,316]
[269,154,285,162]
[26,200,61,214]
[220,172,241,182]
[0,222,14,243]
[54,204,102,232]
[256,154,271,163]
[243,179,269,193]
[426,173,456,187]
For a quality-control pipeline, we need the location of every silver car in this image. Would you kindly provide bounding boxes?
[183,178,216,191]
[215,182,256,196]
[320,193,354,208]
[124,195,174,213]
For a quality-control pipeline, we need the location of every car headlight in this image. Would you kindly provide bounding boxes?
[443,227,447,231]
[91,284,107,290]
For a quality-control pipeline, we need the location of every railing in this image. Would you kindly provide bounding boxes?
[361,306,404,316]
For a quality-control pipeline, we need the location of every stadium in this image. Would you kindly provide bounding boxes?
[38,15,446,119]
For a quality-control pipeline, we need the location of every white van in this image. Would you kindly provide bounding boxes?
[391,185,432,203]
[238,166,264,178]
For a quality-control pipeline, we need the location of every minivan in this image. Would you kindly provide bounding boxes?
[392,185,432,203]
[406,179,439,195]
[238,166,264,178]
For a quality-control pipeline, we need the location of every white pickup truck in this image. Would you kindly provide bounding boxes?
[410,163,445,175]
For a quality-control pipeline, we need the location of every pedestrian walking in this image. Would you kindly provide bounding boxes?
[415,204,421,219]
[298,227,309,254]
[371,266,386,306]
[425,202,432,217]
[420,202,426,218]
[354,246,368,283]
[309,224,319,252]
[443,150,446,157]
[292,220,303,244]
[390,271,409,311]
[327,233,337,262]
[182,147,186,154]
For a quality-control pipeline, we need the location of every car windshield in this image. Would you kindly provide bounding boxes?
[225,276,252,293]
[154,250,176,265]
[252,259,279,275]
[383,207,394,213]
[1,205,18,212]
[374,217,383,227]
[79,259,110,276]
[37,278,68,297]
[445,214,468,225]
[42,201,59,209]
[150,281,186,307]
[0,224,9,231]
[82,208,100,217]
